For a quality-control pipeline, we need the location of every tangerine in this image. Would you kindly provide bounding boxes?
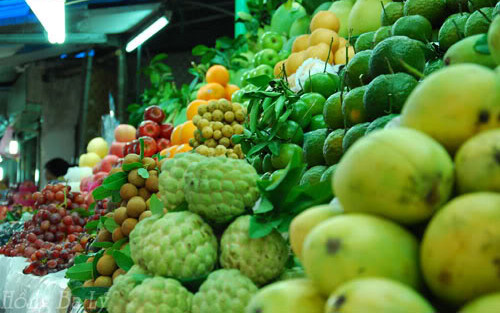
[186,100,207,120]
[170,125,183,145]
[225,84,240,100]
[197,83,226,100]
[206,65,230,86]
[180,120,196,144]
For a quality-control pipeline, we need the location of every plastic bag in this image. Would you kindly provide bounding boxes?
[101,92,120,146]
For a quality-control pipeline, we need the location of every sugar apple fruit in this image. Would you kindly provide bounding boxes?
[192,269,258,313]
[130,211,218,279]
[183,157,259,224]
[220,215,289,285]
[126,276,193,313]
[106,265,146,313]
[159,153,206,211]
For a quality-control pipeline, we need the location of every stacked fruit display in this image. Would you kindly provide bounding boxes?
[189,98,247,159]
[0,184,100,276]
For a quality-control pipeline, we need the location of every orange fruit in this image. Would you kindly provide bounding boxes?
[285,51,307,75]
[180,120,196,144]
[306,43,334,64]
[164,145,178,158]
[310,11,340,33]
[186,100,207,120]
[338,37,348,48]
[225,84,240,100]
[334,45,355,65]
[292,34,310,53]
[170,125,183,146]
[309,28,340,52]
[175,144,193,154]
[206,65,230,86]
[197,83,226,100]
[274,60,286,77]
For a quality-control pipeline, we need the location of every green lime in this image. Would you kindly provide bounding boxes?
[310,115,328,130]
[277,120,304,145]
[300,165,328,185]
[300,92,327,116]
[445,0,468,13]
[290,100,313,129]
[345,50,373,89]
[342,122,370,152]
[417,41,438,61]
[465,8,494,37]
[342,86,369,127]
[303,73,340,98]
[438,13,469,51]
[271,143,304,169]
[365,114,399,135]
[270,169,287,183]
[392,15,433,42]
[323,92,344,129]
[262,154,274,173]
[355,31,376,52]
[468,0,496,12]
[424,58,445,76]
[323,129,345,165]
[303,128,329,167]
[369,36,426,78]
[363,73,419,120]
[373,26,393,46]
[404,0,447,27]
[381,2,404,26]
[320,164,338,184]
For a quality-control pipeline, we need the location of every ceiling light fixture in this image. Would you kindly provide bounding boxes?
[25,0,66,44]
[126,16,169,52]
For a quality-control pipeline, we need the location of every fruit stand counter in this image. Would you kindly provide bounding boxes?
[0,255,71,313]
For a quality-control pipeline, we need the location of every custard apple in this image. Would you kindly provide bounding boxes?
[159,153,206,211]
[126,276,193,313]
[192,269,258,313]
[220,215,289,285]
[183,157,259,224]
[130,211,218,279]
[106,265,147,313]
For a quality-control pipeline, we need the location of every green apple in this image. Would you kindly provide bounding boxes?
[231,89,245,103]
[254,49,281,67]
[254,64,274,77]
[279,49,291,60]
[241,70,255,87]
[259,31,285,52]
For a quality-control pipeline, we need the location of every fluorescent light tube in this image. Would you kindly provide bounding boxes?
[126,16,169,52]
[9,140,18,155]
[26,0,66,44]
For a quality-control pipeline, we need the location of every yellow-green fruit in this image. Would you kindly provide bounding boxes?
[348,0,392,36]
[334,128,454,224]
[329,0,354,37]
[421,193,500,305]
[325,278,435,313]
[245,279,325,313]
[400,64,500,154]
[455,129,500,194]
[459,293,500,313]
[289,205,343,261]
[489,16,500,65]
[303,214,420,296]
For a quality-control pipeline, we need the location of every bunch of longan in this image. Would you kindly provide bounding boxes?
[190,98,247,159]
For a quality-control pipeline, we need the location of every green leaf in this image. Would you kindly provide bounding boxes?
[84,220,99,231]
[246,75,272,88]
[192,45,209,56]
[122,162,143,172]
[102,171,128,191]
[274,96,286,119]
[474,34,490,55]
[268,141,280,156]
[111,190,122,203]
[70,287,109,300]
[249,100,260,133]
[71,208,92,218]
[173,201,188,212]
[140,138,145,159]
[174,107,188,126]
[231,134,243,144]
[103,217,119,232]
[246,142,268,157]
[92,186,111,201]
[74,254,91,264]
[91,241,113,248]
[151,53,168,63]
[254,197,274,214]
[65,262,94,281]
[149,194,165,216]
[249,215,280,239]
[113,238,128,250]
[113,249,134,271]
[137,168,150,179]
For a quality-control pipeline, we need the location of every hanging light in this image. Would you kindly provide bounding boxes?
[25,0,66,44]
[9,140,18,155]
[126,16,169,52]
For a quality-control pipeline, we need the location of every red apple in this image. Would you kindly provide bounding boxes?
[92,163,100,174]
[80,176,93,192]
[139,136,158,157]
[144,105,166,124]
[160,123,174,139]
[157,138,171,151]
[138,120,161,138]
[109,141,126,158]
[103,155,119,165]
[114,124,136,142]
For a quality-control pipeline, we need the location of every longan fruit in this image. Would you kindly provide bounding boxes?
[219,137,230,147]
[213,122,224,131]
[96,254,117,276]
[145,175,159,193]
[97,229,112,243]
[227,148,234,155]
[202,127,213,139]
[222,125,234,138]
[84,300,97,312]
[207,148,216,157]
[139,210,152,221]
[123,154,140,165]
[120,183,138,201]
[83,280,94,287]
[142,157,156,170]
[203,112,212,121]
[193,115,202,126]
[196,145,209,156]
[229,153,239,159]
[220,99,233,112]
[128,169,145,187]
[126,196,146,218]
[224,111,235,123]
[138,187,151,200]
[105,212,114,218]
[215,145,227,156]
[112,227,124,242]
[206,138,217,148]
[198,104,208,115]
[234,144,243,156]
[233,124,244,135]
[113,207,128,225]
[94,276,113,287]
[212,110,224,121]
[213,130,222,140]
[207,100,217,112]
[232,103,242,112]
[146,198,151,210]
[199,119,210,129]
[121,218,138,236]
[109,168,123,175]
[112,268,126,281]
[194,129,203,142]
[235,111,246,123]
[148,170,158,176]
